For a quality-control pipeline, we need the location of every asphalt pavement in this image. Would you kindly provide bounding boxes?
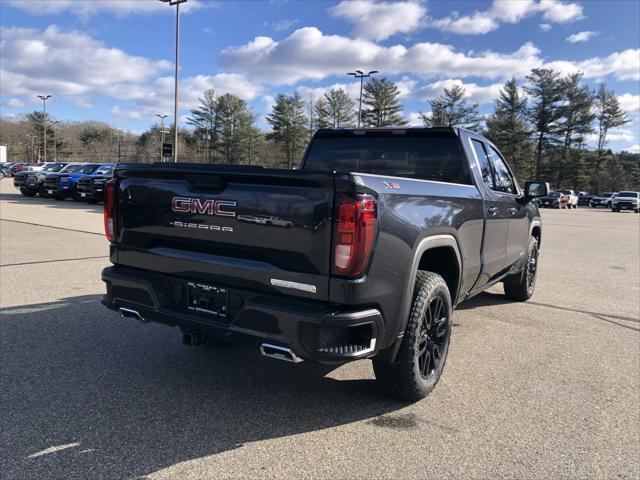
[1,178,638,479]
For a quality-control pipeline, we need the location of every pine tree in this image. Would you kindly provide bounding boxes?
[554,73,595,188]
[266,92,309,169]
[524,68,564,179]
[484,77,533,181]
[593,83,629,192]
[215,93,255,164]
[321,88,355,128]
[314,98,332,129]
[423,85,481,130]
[361,78,406,127]
[186,89,218,162]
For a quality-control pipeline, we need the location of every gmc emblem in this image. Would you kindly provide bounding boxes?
[171,197,237,217]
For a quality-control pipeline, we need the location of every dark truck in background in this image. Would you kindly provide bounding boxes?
[101,127,548,401]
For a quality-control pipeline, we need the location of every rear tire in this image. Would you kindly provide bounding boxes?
[20,188,37,197]
[373,271,452,402]
[503,236,539,302]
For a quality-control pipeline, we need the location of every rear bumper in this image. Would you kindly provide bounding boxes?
[101,265,384,363]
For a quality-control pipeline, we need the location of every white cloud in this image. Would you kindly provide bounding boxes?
[566,31,598,43]
[413,79,503,105]
[0,25,262,124]
[330,0,426,41]
[221,27,639,84]
[430,0,583,35]
[264,19,299,32]
[618,93,640,114]
[406,112,424,126]
[7,0,207,18]
[220,27,543,84]
[586,128,636,143]
[6,98,25,108]
[296,82,362,103]
[622,144,639,153]
[539,0,584,22]
[0,26,172,99]
[546,49,640,81]
[539,23,552,31]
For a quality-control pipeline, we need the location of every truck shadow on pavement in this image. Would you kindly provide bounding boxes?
[0,295,408,479]
[0,192,103,213]
[459,292,639,331]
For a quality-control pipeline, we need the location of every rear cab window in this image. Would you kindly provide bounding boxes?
[302,131,472,185]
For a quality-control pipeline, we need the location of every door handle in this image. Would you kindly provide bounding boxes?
[487,206,498,216]
[508,206,519,215]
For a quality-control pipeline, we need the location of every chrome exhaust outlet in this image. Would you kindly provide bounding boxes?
[260,343,303,363]
[119,307,148,323]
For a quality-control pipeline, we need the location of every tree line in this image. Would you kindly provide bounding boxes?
[1,69,637,192]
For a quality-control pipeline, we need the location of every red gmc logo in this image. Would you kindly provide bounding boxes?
[171,197,237,217]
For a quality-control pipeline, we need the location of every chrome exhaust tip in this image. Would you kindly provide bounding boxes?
[119,307,148,323]
[259,343,303,363]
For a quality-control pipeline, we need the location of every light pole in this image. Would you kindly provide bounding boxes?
[37,94,52,162]
[347,70,378,127]
[156,114,168,161]
[115,131,122,163]
[51,121,60,161]
[159,0,187,162]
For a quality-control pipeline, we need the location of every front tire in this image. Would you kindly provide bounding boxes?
[20,188,37,197]
[373,271,452,402]
[504,236,539,301]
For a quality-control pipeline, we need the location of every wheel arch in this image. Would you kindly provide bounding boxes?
[530,220,541,248]
[377,234,462,364]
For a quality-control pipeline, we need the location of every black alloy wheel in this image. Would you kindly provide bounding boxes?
[416,296,449,380]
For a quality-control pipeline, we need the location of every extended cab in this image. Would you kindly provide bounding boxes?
[101,128,548,401]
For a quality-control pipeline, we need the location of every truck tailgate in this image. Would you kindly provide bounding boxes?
[113,164,334,300]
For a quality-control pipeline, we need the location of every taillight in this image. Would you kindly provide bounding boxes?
[104,179,116,241]
[332,194,377,277]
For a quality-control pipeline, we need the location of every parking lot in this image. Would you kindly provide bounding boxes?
[0,177,638,479]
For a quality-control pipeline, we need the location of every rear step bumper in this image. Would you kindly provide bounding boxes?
[102,265,384,363]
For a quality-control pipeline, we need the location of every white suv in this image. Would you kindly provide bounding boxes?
[611,191,640,213]
[556,189,578,209]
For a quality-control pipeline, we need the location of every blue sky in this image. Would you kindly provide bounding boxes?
[1,0,639,151]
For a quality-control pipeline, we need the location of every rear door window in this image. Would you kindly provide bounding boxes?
[470,139,495,190]
[487,146,518,194]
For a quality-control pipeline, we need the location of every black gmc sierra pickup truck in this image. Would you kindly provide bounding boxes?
[101,127,548,401]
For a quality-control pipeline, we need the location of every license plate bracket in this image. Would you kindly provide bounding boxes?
[187,282,228,318]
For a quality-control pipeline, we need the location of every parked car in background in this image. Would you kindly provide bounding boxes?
[8,163,32,176]
[611,191,640,212]
[537,191,568,209]
[577,192,592,206]
[49,164,112,201]
[38,163,84,198]
[590,192,616,208]
[556,189,578,208]
[0,163,16,178]
[13,162,69,197]
[75,165,114,203]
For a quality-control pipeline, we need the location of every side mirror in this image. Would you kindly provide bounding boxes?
[524,181,549,199]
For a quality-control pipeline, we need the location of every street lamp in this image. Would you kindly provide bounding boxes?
[347,70,378,127]
[156,114,169,161]
[37,94,52,162]
[159,0,187,163]
[51,121,60,161]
